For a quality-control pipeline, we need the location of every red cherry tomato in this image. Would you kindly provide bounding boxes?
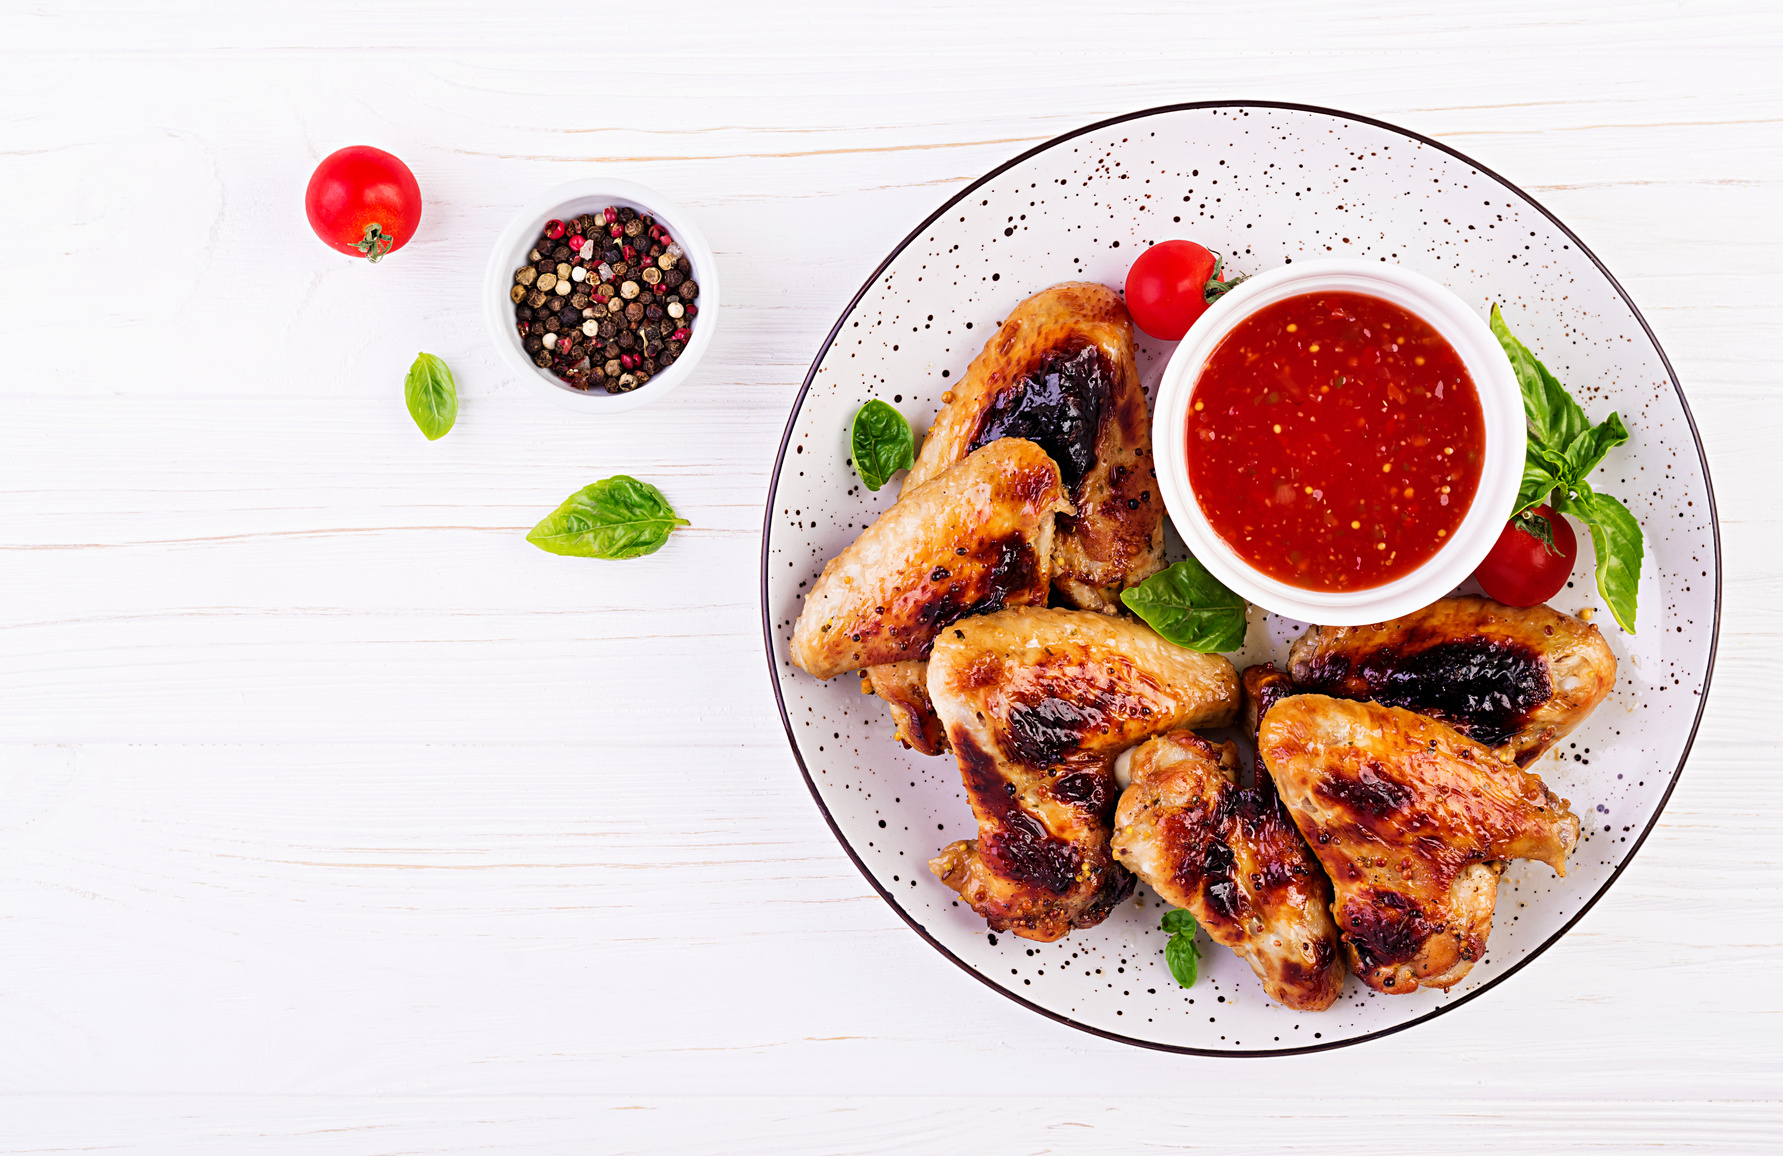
[1124,240,1222,340]
[305,146,422,263]
[1474,504,1578,607]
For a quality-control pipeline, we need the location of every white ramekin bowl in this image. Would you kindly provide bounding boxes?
[484,177,718,414]
[1152,259,1523,626]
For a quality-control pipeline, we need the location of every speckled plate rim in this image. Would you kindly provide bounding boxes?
[758,100,1722,1058]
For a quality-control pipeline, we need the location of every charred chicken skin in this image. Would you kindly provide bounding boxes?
[927,607,1238,942]
[788,438,1071,681]
[857,282,1165,748]
[1260,695,1580,994]
[1288,595,1616,767]
[1112,727,1344,1011]
[902,281,1164,610]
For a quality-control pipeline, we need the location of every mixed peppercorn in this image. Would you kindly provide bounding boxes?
[510,205,699,393]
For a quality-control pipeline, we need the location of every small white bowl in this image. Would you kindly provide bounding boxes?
[1152,259,1522,625]
[484,177,718,414]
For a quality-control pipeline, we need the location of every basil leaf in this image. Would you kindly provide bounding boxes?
[1556,484,1644,634]
[1490,305,1588,451]
[1559,412,1630,482]
[1160,909,1202,989]
[1120,556,1249,653]
[1515,442,1562,517]
[404,352,458,441]
[526,475,690,560]
[850,399,915,492]
[1160,908,1198,936]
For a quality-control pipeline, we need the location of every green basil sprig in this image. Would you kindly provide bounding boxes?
[526,476,689,560]
[850,399,915,492]
[1120,556,1249,652]
[404,352,458,440]
[1160,908,1202,989]
[1490,305,1645,633]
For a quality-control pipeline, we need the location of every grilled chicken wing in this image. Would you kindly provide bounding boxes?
[926,607,1238,942]
[855,284,1165,749]
[1261,695,1580,994]
[1112,729,1344,1010]
[1288,595,1616,767]
[789,438,1071,680]
[903,282,1164,610]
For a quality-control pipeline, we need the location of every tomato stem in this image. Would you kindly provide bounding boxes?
[1512,508,1563,556]
[1203,251,1247,302]
[356,223,394,263]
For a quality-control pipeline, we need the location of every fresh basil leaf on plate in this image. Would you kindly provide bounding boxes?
[1120,556,1249,653]
[1559,412,1631,481]
[526,475,690,560]
[1555,484,1644,634]
[1493,307,1647,631]
[404,352,458,441]
[1490,304,1588,452]
[850,399,915,492]
[1515,443,1563,518]
[1160,909,1202,989]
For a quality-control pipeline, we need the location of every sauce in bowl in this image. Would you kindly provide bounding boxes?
[1186,291,1484,592]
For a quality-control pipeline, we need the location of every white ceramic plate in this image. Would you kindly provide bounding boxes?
[760,103,1719,1055]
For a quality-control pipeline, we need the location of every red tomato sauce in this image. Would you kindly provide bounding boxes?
[1186,291,1484,592]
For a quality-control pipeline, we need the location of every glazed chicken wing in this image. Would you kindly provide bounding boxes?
[903,281,1164,609]
[926,607,1238,942]
[789,438,1071,680]
[1112,729,1344,1011]
[1288,595,1616,767]
[1260,696,1580,994]
[855,283,1165,750]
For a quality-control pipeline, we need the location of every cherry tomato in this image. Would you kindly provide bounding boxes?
[1474,504,1578,607]
[305,146,422,263]
[1124,240,1225,340]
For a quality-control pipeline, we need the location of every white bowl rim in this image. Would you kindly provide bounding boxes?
[482,176,718,415]
[1152,258,1524,624]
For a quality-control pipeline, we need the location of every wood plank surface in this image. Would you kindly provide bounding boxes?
[2,1,1780,1151]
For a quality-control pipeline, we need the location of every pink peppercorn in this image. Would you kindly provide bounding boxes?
[543,219,565,240]
[609,224,623,237]
[672,328,691,342]
[567,233,584,250]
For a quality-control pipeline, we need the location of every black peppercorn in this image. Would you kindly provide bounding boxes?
[515,205,698,389]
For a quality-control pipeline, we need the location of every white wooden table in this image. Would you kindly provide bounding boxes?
[3,3,1779,1151]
